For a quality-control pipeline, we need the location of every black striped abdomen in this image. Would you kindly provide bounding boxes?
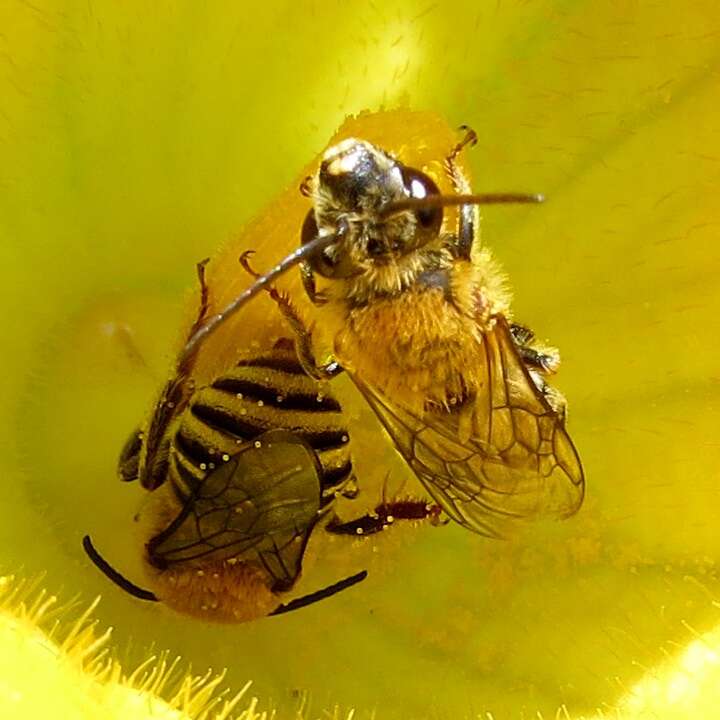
[170,346,353,504]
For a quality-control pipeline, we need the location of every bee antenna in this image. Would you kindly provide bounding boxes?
[82,535,159,602]
[380,192,545,219]
[179,230,341,365]
[269,569,368,616]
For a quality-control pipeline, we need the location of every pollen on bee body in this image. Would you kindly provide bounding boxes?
[222,454,230,461]
[254,441,261,448]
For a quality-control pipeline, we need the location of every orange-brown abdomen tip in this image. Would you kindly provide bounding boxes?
[149,558,278,623]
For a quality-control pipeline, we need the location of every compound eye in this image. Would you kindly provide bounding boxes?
[400,167,443,235]
[300,210,357,279]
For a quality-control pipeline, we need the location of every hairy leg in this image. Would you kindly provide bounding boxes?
[239,250,342,381]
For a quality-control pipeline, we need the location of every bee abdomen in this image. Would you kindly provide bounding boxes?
[190,403,349,452]
[235,353,307,375]
[211,377,341,412]
[320,459,353,489]
[170,348,353,500]
[174,428,215,468]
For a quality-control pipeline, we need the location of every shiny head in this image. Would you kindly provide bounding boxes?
[304,138,443,278]
[181,138,543,360]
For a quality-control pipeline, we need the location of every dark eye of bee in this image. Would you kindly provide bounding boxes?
[300,210,357,279]
[400,167,442,235]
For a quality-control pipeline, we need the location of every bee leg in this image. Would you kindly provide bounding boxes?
[82,535,158,602]
[240,251,342,380]
[547,386,568,422]
[528,369,568,422]
[188,258,211,337]
[299,175,313,197]
[300,262,328,305]
[510,322,535,346]
[118,427,143,482]
[144,437,175,493]
[510,322,561,374]
[269,569,368,616]
[444,125,478,260]
[518,345,561,374]
[326,500,443,536]
[510,322,568,418]
[326,514,387,536]
[176,257,212,378]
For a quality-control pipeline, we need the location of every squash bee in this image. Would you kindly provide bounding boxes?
[83,261,366,622]
[181,125,585,540]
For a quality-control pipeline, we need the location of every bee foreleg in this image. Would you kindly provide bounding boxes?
[188,258,211,337]
[240,251,342,381]
[283,308,342,381]
[444,125,478,260]
[300,262,328,305]
[299,175,313,197]
[446,125,478,168]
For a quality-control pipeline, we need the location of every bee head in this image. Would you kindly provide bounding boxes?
[303,138,443,279]
[318,138,404,215]
[177,136,542,367]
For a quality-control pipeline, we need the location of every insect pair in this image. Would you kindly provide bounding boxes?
[84,115,584,622]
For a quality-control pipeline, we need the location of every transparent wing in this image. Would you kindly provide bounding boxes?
[353,316,584,539]
[148,430,323,589]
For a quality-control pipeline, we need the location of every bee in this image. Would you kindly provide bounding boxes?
[181,124,585,540]
[83,261,367,622]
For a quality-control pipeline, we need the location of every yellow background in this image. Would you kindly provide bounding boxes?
[1,2,719,718]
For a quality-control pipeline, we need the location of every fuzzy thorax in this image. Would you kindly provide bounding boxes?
[323,248,512,412]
